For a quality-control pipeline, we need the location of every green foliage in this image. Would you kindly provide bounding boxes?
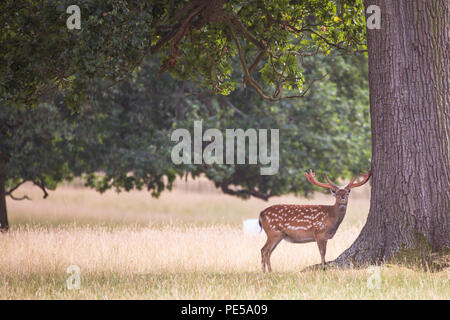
[1,0,366,108]
[1,52,369,200]
[180,53,371,198]
[1,0,155,108]
[0,103,75,196]
[2,52,368,199]
[0,1,370,201]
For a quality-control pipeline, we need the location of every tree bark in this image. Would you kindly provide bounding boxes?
[0,170,9,232]
[335,0,449,266]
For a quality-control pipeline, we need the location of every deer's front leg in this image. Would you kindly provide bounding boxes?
[315,237,328,270]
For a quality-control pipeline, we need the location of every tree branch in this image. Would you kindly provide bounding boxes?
[145,1,352,101]
[8,194,30,201]
[229,25,312,101]
[223,12,266,51]
[218,96,247,118]
[147,26,180,55]
[300,28,366,53]
[5,180,31,201]
[166,0,199,25]
[220,182,270,201]
[5,180,26,196]
[33,180,49,199]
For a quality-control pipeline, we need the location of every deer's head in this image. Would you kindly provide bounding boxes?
[304,170,371,205]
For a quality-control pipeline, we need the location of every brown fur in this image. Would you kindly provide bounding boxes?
[259,170,371,272]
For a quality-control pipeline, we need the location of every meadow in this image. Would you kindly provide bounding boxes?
[0,179,448,299]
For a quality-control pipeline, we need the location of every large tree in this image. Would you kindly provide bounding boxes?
[334,0,449,266]
[0,104,75,231]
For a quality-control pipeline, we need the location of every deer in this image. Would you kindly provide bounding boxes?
[259,169,371,272]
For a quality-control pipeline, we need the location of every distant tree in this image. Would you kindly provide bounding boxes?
[75,53,370,199]
[0,104,74,230]
[0,53,370,231]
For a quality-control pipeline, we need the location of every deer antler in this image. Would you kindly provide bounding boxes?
[345,170,372,189]
[304,170,338,190]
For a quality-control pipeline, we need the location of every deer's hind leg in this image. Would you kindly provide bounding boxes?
[261,232,283,273]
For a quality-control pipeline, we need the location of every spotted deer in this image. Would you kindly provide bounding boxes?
[259,169,371,272]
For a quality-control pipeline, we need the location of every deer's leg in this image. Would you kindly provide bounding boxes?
[262,233,283,273]
[261,244,266,273]
[261,239,270,273]
[316,239,327,270]
[267,237,282,273]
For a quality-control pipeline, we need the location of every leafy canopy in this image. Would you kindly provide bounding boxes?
[0,0,369,201]
[1,0,366,108]
[2,52,370,201]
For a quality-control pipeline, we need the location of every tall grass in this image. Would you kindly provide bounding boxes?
[6,179,370,228]
[1,180,448,299]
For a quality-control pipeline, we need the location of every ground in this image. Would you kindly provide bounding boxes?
[1,179,448,299]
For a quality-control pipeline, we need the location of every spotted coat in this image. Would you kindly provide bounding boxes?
[260,204,328,232]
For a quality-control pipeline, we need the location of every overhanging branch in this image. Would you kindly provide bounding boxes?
[8,194,30,201]
[5,180,30,201]
[229,25,312,101]
[146,0,363,101]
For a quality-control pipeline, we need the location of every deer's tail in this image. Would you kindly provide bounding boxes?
[258,212,264,232]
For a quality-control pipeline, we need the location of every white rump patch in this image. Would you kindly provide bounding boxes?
[243,219,261,235]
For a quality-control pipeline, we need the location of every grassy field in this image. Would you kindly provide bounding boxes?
[1,179,448,299]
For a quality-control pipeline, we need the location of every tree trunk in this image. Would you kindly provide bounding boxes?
[335,0,449,266]
[0,171,9,232]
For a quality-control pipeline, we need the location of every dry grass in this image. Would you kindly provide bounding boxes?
[6,179,370,228]
[1,180,448,299]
